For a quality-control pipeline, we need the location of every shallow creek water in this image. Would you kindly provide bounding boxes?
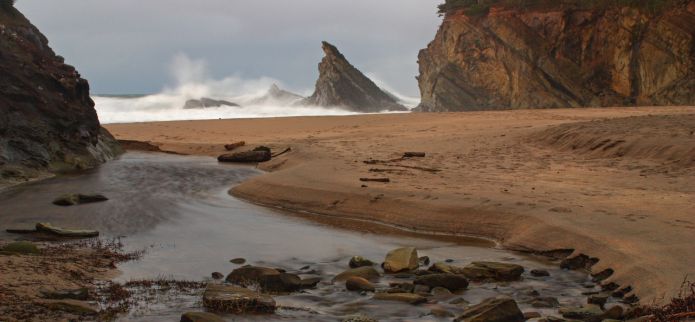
[0,152,596,321]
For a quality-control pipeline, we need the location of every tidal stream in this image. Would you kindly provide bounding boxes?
[0,152,595,321]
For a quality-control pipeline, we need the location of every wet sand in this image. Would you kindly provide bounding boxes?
[105,106,695,303]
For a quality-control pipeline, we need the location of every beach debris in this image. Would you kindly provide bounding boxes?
[181,311,225,322]
[53,193,108,206]
[382,247,419,273]
[454,297,525,322]
[271,147,292,158]
[35,222,100,238]
[373,292,427,305]
[403,152,426,158]
[230,258,246,265]
[345,276,376,292]
[202,284,276,314]
[359,178,390,183]
[225,266,319,293]
[40,288,89,301]
[414,273,469,291]
[349,256,376,268]
[218,149,272,163]
[334,266,381,282]
[1,241,40,254]
[224,141,246,151]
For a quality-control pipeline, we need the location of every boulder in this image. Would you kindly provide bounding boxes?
[38,299,98,315]
[431,286,453,297]
[349,256,375,268]
[373,292,427,305]
[429,262,467,274]
[202,284,276,314]
[230,258,246,265]
[334,266,381,282]
[461,262,524,281]
[414,273,469,291]
[211,272,224,280]
[218,150,271,163]
[454,297,525,322]
[180,312,225,322]
[53,194,108,206]
[531,297,560,308]
[530,269,550,277]
[345,276,375,292]
[36,222,99,238]
[299,41,408,112]
[383,247,419,273]
[1,241,40,254]
[249,84,305,105]
[225,266,317,293]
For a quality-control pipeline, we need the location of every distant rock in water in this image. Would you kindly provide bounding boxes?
[0,5,120,185]
[300,41,408,113]
[183,97,240,109]
[249,84,304,105]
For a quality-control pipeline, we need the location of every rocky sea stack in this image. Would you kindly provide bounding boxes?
[250,84,304,105]
[0,4,120,185]
[417,0,695,111]
[301,41,408,113]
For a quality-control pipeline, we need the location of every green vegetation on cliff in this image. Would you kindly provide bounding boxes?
[438,0,682,15]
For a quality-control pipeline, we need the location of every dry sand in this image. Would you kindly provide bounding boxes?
[106,106,695,303]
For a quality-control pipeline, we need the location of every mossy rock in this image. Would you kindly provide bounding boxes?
[2,241,40,254]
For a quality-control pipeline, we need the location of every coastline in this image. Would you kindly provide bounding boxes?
[106,106,695,303]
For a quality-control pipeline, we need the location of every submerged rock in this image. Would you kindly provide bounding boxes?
[53,193,108,206]
[225,266,318,293]
[249,84,304,105]
[334,266,381,282]
[345,276,375,292]
[559,304,604,320]
[40,288,89,301]
[184,98,239,109]
[1,241,40,254]
[373,292,427,305]
[299,41,408,112]
[218,150,271,163]
[531,269,551,277]
[36,222,99,238]
[202,284,276,314]
[349,256,375,268]
[461,262,524,281]
[454,297,525,322]
[414,273,469,291]
[38,299,98,315]
[383,247,419,273]
[531,297,560,308]
[180,311,225,322]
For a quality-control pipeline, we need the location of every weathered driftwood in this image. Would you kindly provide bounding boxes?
[403,152,426,158]
[272,147,292,158]
[218,150,272,163]
[224,141,246,151]
[53,194,108,206]
[359,178,390,183]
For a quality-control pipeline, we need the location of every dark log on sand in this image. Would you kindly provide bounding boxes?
[403,152,426,158]
[218,150,272,163]
[360,178,390,183]
[224,141,246,151]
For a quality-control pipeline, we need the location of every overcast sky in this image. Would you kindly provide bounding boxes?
[16,0,442,97]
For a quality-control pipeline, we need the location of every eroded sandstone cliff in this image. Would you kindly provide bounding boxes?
[0,5,120,185]
[301,42,407,112]
[418,1,695,111]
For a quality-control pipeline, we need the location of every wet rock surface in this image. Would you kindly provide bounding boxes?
[183,98,239,109]
[202,284,276,314]
[53,193,108,206]
[454,297,525,322]
[382,247,419,273]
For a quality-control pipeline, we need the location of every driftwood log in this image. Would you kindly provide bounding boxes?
[359,178,390,183]
[218,150,271,163]
[224,141,246,151]
[403,152,426,158]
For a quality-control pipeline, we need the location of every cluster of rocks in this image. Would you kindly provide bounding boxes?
[177,247,641,322]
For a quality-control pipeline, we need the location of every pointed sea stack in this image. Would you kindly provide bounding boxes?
[300,41,407,113]
[0,4,120,185]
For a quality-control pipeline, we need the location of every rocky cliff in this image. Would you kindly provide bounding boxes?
[417,1,695,111]
[0,5,120,185]
[301,42,407,112]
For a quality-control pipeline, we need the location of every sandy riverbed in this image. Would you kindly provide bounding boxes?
[106,106,695,303]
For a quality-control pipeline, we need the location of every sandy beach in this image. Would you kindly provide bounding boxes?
[106,106,695,303]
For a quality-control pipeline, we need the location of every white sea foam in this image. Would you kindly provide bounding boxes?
[94,53,418,124]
